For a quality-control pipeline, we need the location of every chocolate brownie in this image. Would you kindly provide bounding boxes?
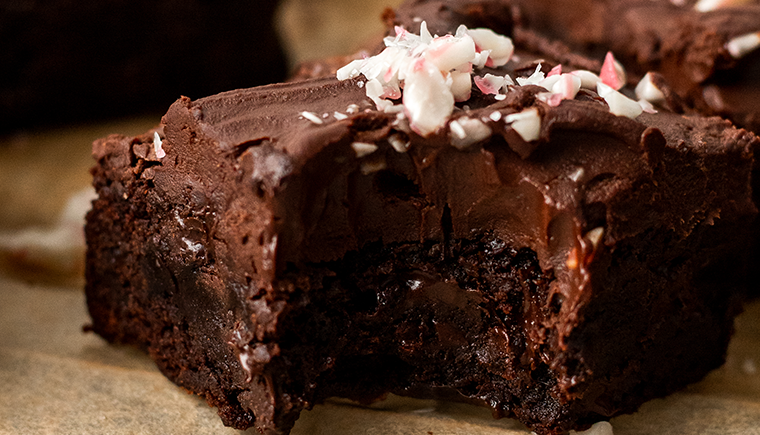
[1,0,285,133]
[505,0,760,134]
[85,7,758,435]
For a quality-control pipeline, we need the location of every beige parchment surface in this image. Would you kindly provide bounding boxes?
[1,275,760,435]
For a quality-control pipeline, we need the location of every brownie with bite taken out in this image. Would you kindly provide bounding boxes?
[85,1,759,434]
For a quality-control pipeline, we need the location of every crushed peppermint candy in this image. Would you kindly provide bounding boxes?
[153,131,166,159]
[600,51,626,90]
[694,0,752,12]
[638,99,658,114]
[597,82,643,118]
[451,117,489,146]
[351,142,378,158]
[388,133,411,153]
[338,22,516,136]
[336,23,645,143]
[300,111,324,125]
[726,31,760,59]
[505,108,542,142]
[585,227,604,250]
[635,72,666,104]
[516,63,546,86]
[450,117,492,149]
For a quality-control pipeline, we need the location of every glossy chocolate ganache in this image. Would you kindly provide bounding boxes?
[86,8,758,435]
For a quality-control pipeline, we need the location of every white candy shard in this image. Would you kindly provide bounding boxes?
[403,59,455,136]
[571,70,602,90]
[300,111,324,125]
[597,82,643,118]
[336,59,364,80]
[351,142,378,158]
[569,167,585,182]
[424,32,477,72]
[695,0,752,12]
[468,27,515,66]
[489,111,503,122]
[419,20,433,44]
[337,21,520,137]
[638,99,658,114]
[153,131,166,159]
[450,71,473,102]
[516,63,545,86]
[388,133,411,153]
[634,72,666,104]
[505,107,542,142]
[551,73,582,101]
[538,74,562,91]
[536,92,564,107]
[726,31,760,59]
[450,117,492,149]
[474,73,508,95]
[333,111,348,120]
[585,227,605,249]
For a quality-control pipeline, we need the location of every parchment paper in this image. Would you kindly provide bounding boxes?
[1,274,759,435]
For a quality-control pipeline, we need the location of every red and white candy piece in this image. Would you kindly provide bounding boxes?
[726,31,760,59]
[551,73,582,100]
[468,28,515,67]
[474,73,512,95]
[600,52,627,90]
[153,132,166,159]
[424,31,477,72]
[403,59,455,137]
[504,107,542,142]
[337,21,520,137]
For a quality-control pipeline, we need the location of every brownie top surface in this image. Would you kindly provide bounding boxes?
[145,13,757,295]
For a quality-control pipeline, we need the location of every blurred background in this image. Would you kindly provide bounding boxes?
[1,0,401,134]
[0,0,400,282]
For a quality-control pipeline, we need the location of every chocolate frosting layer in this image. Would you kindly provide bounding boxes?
[154,29,756,347]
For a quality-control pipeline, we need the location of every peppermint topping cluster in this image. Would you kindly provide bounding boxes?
[336,23,662,141]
